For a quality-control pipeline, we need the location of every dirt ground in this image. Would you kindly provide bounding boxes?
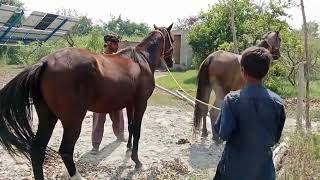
[0,67,319,179]
[0,68,221,179]
[0,104,223,180]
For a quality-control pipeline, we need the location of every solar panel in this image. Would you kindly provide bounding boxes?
[34,13,58,30]
[0,4,79,45]
[47,15,79,33]
[21,11,47,29]
[0,4,19,26]
[0,26,65,43]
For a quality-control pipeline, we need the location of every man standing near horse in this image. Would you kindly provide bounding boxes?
[212,47,286,180]
[91,32,125,154]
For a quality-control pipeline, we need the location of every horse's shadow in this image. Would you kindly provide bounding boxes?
[187,138,223,170]
[77,141,140,179]
[78,140,121,167]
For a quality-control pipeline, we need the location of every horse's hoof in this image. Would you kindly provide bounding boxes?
[126,147,132,152]
[135,162,143,169]
[127,144,132,150]
[70,171,86,180]
[215,140,223,145]
[212,136,223,145]
[201,131,208,137]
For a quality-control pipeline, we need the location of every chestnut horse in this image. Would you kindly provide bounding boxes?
[0,24,174,179]
[193,31,282,140]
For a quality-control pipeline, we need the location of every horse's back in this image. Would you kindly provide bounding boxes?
[38,48,100,119]
[206,50,243,91]
[207,50,240,63]
[39,47,148,115]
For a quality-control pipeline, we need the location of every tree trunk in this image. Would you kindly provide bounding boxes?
[297,61,304,131]
[230,0,239,54]
[300,0,311,130]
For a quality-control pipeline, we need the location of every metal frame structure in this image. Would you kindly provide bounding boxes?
[0,4,79,45]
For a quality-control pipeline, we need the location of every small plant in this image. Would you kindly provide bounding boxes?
[278,133,320,180]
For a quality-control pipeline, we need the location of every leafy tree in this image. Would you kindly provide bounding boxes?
[103,15,150,37]
[175,16,199,30]
[0,0,23,8]
[55,8,94,36]
[187,0,290,67]
[72,16,94,36]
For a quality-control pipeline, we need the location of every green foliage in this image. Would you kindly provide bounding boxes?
[10,38,69,65]
[218,42,233,52]
[0,1,150,65]
[121,34,144,42]
[156,70,197,94]
[278,133,320,180]
[73,28,104,53]
[0,0,24,7]
[103,15,151,37]
[187,0,290,68]
[72,16,94,36]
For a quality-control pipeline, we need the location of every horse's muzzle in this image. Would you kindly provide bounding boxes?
[272,50,281,60]
[272,53,280,60]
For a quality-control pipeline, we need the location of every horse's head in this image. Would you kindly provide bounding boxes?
[153,23,174,68]
[262,31,281,60]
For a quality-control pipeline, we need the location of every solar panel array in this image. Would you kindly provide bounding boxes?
[0,4,79,45]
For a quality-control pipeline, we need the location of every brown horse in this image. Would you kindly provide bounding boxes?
[193,31,281,140]
[0,24,174,179]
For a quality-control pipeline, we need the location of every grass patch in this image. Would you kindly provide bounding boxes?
[270,76,320,98]
[310,81,320,98]
[156,70,320,99]
[278,133,320,180]
[148,91,182,107]
[155,70,197,96]
[0,65,24,87]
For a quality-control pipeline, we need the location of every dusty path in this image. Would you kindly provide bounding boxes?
[0,105,222,179]
[0,66,319,179]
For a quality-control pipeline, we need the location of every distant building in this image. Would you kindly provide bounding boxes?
[171,29,193,70]
[118,29,193,70]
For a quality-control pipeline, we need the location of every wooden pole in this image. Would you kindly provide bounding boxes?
[300,0,311,130]
[297,61,304,131]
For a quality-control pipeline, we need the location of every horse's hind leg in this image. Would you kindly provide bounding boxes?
[210,84,226,143]
[126,105,134,151]
[200,86,212,137]
[31,101,58,180]
[131,101,147,169]
[58,118,86,180]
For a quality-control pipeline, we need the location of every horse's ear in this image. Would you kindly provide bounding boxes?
[154,24,159,30]
[167,23,173,31]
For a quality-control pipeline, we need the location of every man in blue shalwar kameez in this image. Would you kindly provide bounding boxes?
[213,47,286,180]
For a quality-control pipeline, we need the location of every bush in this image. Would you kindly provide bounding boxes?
[278,133,320,180]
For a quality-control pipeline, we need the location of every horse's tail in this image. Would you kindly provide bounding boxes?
[193,58,212,134]
[0,62,45,160]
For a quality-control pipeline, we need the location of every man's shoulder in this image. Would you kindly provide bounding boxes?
[266,89,284,105]
[225,90,240,101]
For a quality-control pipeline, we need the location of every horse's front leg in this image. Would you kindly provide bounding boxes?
[131,100,147,169]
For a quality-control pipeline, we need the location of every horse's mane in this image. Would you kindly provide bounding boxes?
[116,46,146,63]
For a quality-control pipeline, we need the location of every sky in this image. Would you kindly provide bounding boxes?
[19,0,319,29]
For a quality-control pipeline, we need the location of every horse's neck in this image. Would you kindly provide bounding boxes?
[257,40,269,49]
[136,33,162,73]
